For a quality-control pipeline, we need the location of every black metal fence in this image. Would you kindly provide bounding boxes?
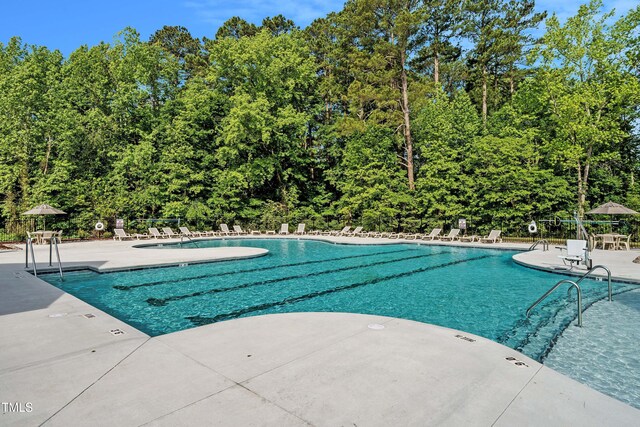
[0,216,185,243]
[1,215,639,248]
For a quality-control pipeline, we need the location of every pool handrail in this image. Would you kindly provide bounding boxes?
[567,265,612,302]
[180,234,200,248]
[526,279,583,327]
[24,236,64,280]
[529,239,549,251]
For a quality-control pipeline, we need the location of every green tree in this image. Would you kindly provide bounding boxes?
[206,29,318,214]
[465,0,504,124]
[531,0,640,216]
[261,15,298,36]
[0,39,65,219]
[149,25,206,79]
[214,17,259,40]
[465,0,543,124]
[413,0,464,85]
[465,134,572,229]
[330,127,413,230]
[336,0,431,190]
[498,1,545,96]
[413,89,480,225]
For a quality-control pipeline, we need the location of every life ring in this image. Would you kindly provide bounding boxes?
[528,221,537,234]
[95,221,105,231]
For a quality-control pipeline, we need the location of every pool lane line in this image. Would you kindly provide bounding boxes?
[146,251,447,307]
[114,248,417,291]
[186,254,493,326]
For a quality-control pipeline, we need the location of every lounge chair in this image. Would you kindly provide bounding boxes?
[179,226,203,237]
[459,234,478,242]
[389,232,408,239]
[441,229,461,241]
[558,239,589,269]
[403,234,417,240]
[294,223,306,235]
[149,227,166,238]
[233,225,247,235]
[421,228,442,241]
[345,226,363,236]
[480,230,502,243]
[114,229,147,240]
[279,223,289,235]
[324,226,350,236]
[162,227,180,238]
[220,224,236,236]
[113,229,134,241]
[340,226,355,236]
[370,231,391,238]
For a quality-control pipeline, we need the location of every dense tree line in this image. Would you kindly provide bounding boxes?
[1,0,639,235]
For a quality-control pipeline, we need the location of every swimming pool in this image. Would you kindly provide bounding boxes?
[40,238,634,365]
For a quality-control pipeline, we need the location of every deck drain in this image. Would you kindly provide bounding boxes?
[83,313,96,319]
[48,313,68,318]
[110,329,126,336]
[368,323,385,330]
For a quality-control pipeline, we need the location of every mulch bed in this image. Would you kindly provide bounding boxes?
[0,243,21,251]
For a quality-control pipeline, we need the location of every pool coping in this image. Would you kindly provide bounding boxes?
[34,250,270,276]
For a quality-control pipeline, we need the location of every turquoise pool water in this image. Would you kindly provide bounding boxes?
[40,239,635,364]
[545,288,640,409]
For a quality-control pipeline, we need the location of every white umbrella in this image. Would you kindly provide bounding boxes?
[22,204,66,230]
[586,201,638,215]
[22,204,67,215]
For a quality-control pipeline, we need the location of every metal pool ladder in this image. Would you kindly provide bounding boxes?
[529,239,549,251]
[25,236,64,280]
[525,265,613,327]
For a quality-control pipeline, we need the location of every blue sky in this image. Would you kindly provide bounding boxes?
[0,0,635,56]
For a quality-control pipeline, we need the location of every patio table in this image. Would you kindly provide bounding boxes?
[30,231,44,245]
[595,233,627,250]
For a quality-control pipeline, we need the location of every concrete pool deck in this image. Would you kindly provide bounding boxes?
[513,246,640,283]
[1,237,639,425]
